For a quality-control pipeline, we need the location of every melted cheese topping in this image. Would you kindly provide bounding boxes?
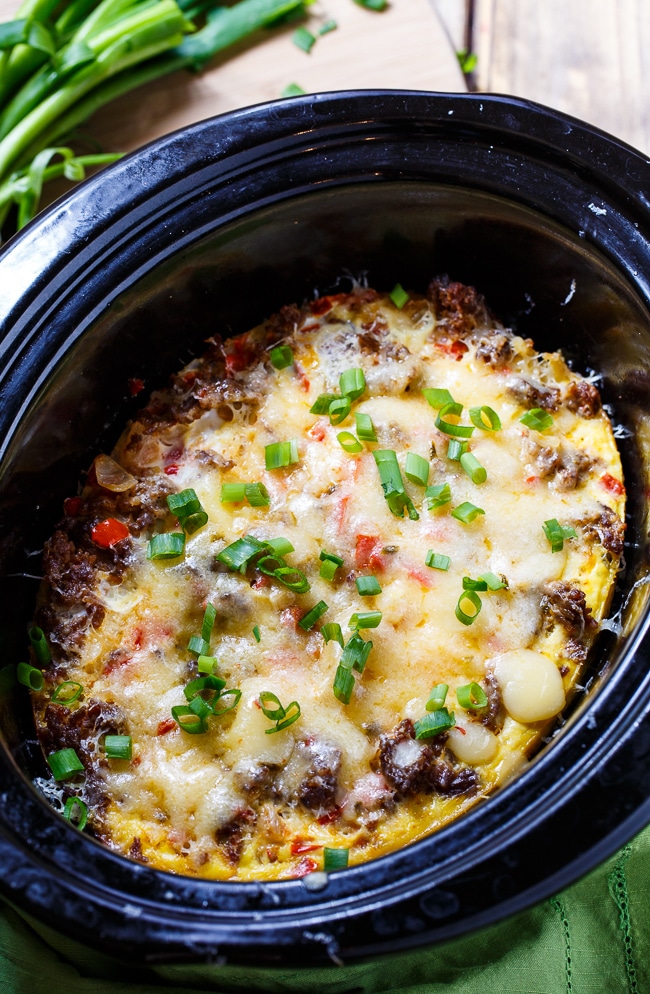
[33,284,625,880]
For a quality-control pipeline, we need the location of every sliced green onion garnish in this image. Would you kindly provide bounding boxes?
[425,551,450,571]
[355,575,382,596]
[320,550,344,566]
[323,847,349,871]
[451,502,485,524]
[422,387,455,409]
[319,18,338,34]
[63,796,88,831]
[212,688,242,714]
[245,483,271,508]
[425,483,452,510]
[275,565,310,593]
[167,488,201,519]
[147,532,185,560]
[333,664,355,705]
[29,626,51,666]
[404,452,430,487]
[436,402,475,439]
[189,695,213,721]
[447,439,468,461]
[470,405,502,431]
[182,511,209,535]
[479,572,508,590]
[414,708,455,738]
[197,655,218,674]
[543,518,577,552]
[252,625,261,644]
[259,692,301,733]
[355,412,377,441]
[184,675,226,703]
[340,367,366,400]
[520,408,554,431]
[257,554,286,576]
[322,623,344,647]
[310,393,338,415]
[17,662,44,691]
[373,449,420,520]
[171,705,207,734]
[341,632,373,670]
[201,604,217,643]
[320,559,339,581]
[329,396,352,425]
[292,25,315,51]
[187,635,210,657]
[457,682,489,710]
[460,451,487,484]
[455,590,482,625]
[221,482,246,503]
[265,439,299,470]
[426,683,449,711]
[389,283,409,309]
[51,681,83,705]
[104,734,132,760]
[337,432,363,453]
[270,344,294,369]
[349,611,382,630]
[462,576,488,591]
[385,489,419,520]
[298,600,329,630]
[282,82,306,97]
[266,537,295,556]
[47,747,84,781]
[216,534,268,570]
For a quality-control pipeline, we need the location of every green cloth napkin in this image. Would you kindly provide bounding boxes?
[2,824,648,994]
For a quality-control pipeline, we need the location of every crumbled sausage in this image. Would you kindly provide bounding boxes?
[427,276,487,337]
[297,739,342,812]
[541,581,596,638]
[578,505,626,557]
[475,672,506,733]
[523,438,594,491]
[507,376,560,411]
[377,719,478,798]
[41,699,127,763]
[475,332,514,369]
[564,379,602,418]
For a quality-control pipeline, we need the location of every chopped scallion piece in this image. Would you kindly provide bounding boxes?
[470,405,502,431]
[520,408,554,432]
[422,387,455,409]
[479,572,508,590]
[281,82,306,98]
[292,25,315,52]
[337,431,363,453]
[451,502,485,524]
[221,482,246,503]
[182,510,209,535]
[257,554,286,577]
[51,680,83,705]
[246,483,270,508]
[167,488,201,519]
[436,402,475,439]
[252,625,261,644]
[329,396,352,425]
[188,695,213,721]
[426,683,449,711]
[104,734,132,760]
[201,604,217,643]
[447,439,468,461]
[349,611,382,630]
[29,626,51,666]
[355,411,377,441]
[460,452,487,484]
[333,664,355,704]
[354,0,387,9]
[266,537,295,556]
[341,632,373,670]
[17,662,44,691]
[456,682,488,710]
[339,367,366,400]
[543,518,577,552]
[187,635,210,658]
[216,534,268,570]
[462,576,488,591]
[147,532,185,560]
[265,439,299,470]
[455,590,482,625]
[298,600,329,630]
[425,482,452,510]
[319,18,338,34]
[47,747,84,781]
[373,450,419,520]
[184,675,226,704]
[414,708,455,738]
[404,451,429,487]
[323,847,349,871]
[63,796,88,831]
[171,705,207,734]
[425,551,450,571]
[197,655,218,675]
[270,344,294,369]
[259,692,301,733]
[275,565,310,594]
[389,283,409,309]
[310,393,338,415]
[212,688,242,715]
[355,575,382,596]
[319,559,338,581]
[322,623,344,647]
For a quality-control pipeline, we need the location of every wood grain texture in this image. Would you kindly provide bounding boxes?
[474,0,650,155]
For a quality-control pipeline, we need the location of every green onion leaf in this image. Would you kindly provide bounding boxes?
[266,537,295,556]
[216,534,268,570]
[259,692,301,733]
[167,488,201,519]
[252,625,261,643]
[470,405,502,431]
[451,502,485,524]
[292,25,315,51]
[426,683,449,711]
[414,708,456,738]
[182,511,209,535]
[339,367,366,400]
[455,589,482,625]
[270,344,294,369]
[333,664,355,704]
[462,576,488,591]
[520,408,554,432]
[310,393,338,415]
[404,451,429,487]
[274,565,310,593]
[319,18,338,34]
[212,688,241,715]
[355,575,382,596]
[189,695,213,721]
[17,662,44,691]
[198,655,218,674]
[320,550,345,566]
[355,412,377,441]
[447,439,468,461]
[184,675,226,704]
[436,402,475,439]
[341,632,373,670]
[425,551,450,571]
[373,449,420,520]
[353,0,387,9]
[257,554,286,576]
[425,483,452,510]
[245,482,271,507]
[47,747,84,781]
[201,604,217,643]
[265,439,299,470]
[147,532,185,560]
[63,796,88,831]
[349,611,382,630]
[221,482,246,503]
[319,559,339,581]
[171,705,207,734]
[456,682,489,710]
[389,283,409,309]
[422,387,455,409]
[104,734,132,760]
[542,518,577,552]
[324,847,349,871]
[322,622,344,647]
[298,600,329,630]
[51,681,83,705]
[29,626,51,666]
[337,431,363,453]
[187,635,210,658]
[329,396,352,425]
[479,572,508,590]
[282,82,306,98]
